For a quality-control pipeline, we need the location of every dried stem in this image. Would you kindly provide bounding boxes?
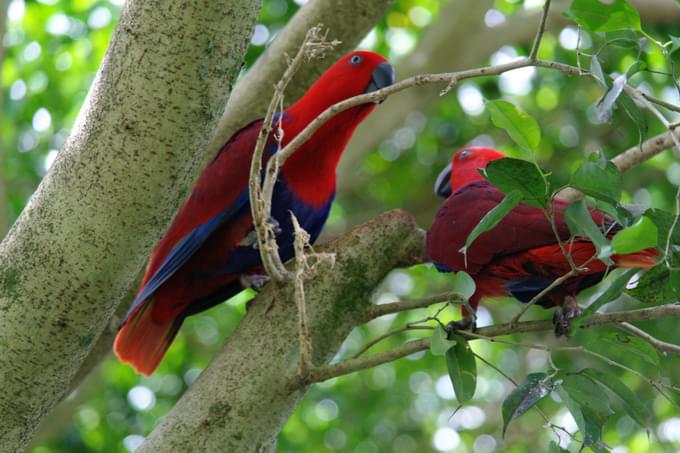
[291,213,314,378]
[363,292,463,321]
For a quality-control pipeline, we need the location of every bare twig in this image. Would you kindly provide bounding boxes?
[352,324,434,359]
[291,213,314,378]
[618,322,680,355]
[363,292,463,321]
[248,26,339,283]
[529,0,552,61]
[293,304,680,387]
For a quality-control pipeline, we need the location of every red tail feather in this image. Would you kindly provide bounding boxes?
[113,299,182,376]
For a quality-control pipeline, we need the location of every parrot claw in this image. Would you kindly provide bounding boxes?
[267,217,282,235]
[240,273,270,291]
[552,296,582,338]
[445,316,476,336]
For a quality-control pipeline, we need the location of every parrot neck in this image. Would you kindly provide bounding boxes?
[279,102,375,207]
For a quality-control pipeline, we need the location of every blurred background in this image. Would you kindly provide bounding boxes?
[3,0,680,451]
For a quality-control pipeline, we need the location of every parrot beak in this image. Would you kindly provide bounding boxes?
[365,62,396,102]
[434,162,452,198]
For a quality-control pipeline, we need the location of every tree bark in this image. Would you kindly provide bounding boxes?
[0,0,261,450]
[138,210,425,452]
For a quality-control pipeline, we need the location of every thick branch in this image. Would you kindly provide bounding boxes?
[0,0,261,449]
[137,210,425,451]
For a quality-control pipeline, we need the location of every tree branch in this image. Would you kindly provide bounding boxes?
[363,292,462,321]
[137,210,425,451]
[0,0,262,449]
[299,304,680,385]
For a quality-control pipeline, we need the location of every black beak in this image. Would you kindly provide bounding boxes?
[434,162,452,198]
[365,62,395,101]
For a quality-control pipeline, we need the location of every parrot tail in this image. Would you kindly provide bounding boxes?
[613,248,659,269]
[113,298,182,376]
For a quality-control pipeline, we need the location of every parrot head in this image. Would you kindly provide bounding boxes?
[435,147,505,197]
[288,50,395,122]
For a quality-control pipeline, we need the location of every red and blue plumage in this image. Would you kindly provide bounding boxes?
[114,51,395,375]
[426,147,658,333]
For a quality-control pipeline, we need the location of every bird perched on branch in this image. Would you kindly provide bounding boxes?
[426,147,658,335]
[114,51,395,375]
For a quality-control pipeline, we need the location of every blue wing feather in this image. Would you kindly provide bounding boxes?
[123,190,250,322]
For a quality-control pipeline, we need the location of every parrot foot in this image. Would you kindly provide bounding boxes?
[552,296,582,338]
[445,316,476,336]
[238,219,282,250]
[240,273,270,291]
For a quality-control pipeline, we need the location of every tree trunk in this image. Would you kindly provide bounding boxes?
[138,210,425,452]
[0,0,261,450]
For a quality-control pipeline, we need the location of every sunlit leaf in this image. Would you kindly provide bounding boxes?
[597,331,660,368]
[565,0,641,32]
[611,216,658,254]
[451,271,476,301]
[464,190,523,249]
[564,199,612,263]
[581,368,651,428]
[570,158,622,204]
[590,54,606,88]
[548,441,569,453]
[669,35,680,55]
[555,386,603,450]
[596,73,627,123]
[484,158,548,208]
[486,99,541,150]
[502,372,554,437]
[644,208,680,247]
[430,325,456,356]
[445,335,477,403]
[570,268,637,333]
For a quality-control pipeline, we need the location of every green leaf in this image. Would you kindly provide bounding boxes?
[581,368,651,428]
[617,90,648,141]
[502,372,554,436]
[570,159,622,204]
[445,335,477,403]
[645,208,680,247]
[565,0,641,32]
[430,325,457,356]
[464,190,523,249]
[570,268,637,333]
[486,99,541,150]
[451,271,476,301]
[590,54,606,88]
[564,199,613,263]
[484,158,548,208]
[562,374,613,417]
[548,441,569,453]
[611,216,658,254]
[556,386,601,449]
[669,36,680,55]
[598,331,660,368]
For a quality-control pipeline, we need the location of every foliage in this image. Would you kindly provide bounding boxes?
[3,0,680,451]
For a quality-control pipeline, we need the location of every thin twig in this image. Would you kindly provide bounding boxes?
[363,292,463,321]
[292,304,680,387]
[617,322,680,355]
[529,0,551,61]
[352,324,434,359]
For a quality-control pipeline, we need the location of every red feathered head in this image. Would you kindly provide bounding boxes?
[435,147,505,197]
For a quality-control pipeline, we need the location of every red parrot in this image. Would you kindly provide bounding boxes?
[114,51,395,375]
[426,147,658,335]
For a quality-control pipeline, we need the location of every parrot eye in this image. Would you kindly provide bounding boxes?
[459,149,471,159]
[349,54,362,65]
